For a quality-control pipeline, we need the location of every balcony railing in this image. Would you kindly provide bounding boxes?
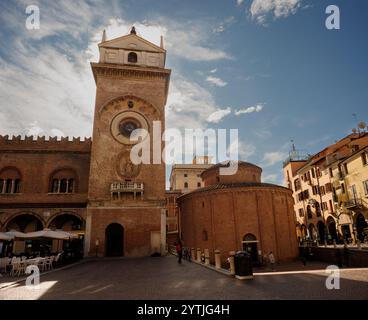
[110,182,144,200]
[344,198,361,209]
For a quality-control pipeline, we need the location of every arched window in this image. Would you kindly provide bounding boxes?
[49,168,77,194]
[184,182,188,189]
[0,167,22,194]
[128,52,137,63]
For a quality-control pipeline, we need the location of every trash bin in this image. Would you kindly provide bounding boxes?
[234,251,253,280]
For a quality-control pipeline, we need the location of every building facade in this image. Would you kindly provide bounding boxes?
[178,161,299,265]
[283,132,368,244]
[169,156,213,193]
[0,28,171,257]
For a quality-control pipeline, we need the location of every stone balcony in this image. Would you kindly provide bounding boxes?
[110,181,144,200]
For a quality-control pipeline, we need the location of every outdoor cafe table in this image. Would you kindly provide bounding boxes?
[25,257,46,265]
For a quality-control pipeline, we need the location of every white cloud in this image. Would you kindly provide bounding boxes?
[226,137,256,161]
[262,151,287,167]
[207,107,232,124]
[206,76,228,87]
[250,0,303,25]
[0,3,232,139]
[210,68,217,73]
[235,103,264,115]
[236,0,245,6]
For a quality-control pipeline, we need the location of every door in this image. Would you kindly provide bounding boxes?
[105,223,124,257]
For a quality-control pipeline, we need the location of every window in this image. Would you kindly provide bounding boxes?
[325,183,332,193]
[298,208,304,217]
[128,52,137,63]
[341,183,346,194]
[363,180,368,195]
[343,163,348,175]
[320,186,326,195]
[322,202,328,211]
[311,168,315,178]
[49,169,77,194]
[0,168,22,194]
[294,179,301,191]
[329,168,333,178]
[184,174,188,177]
[329,200,333,213]
[197,182,201,188]
[184,182,188,189]
[362,153,368,166]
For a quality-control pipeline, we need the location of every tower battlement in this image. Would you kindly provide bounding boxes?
[0,135,92,153]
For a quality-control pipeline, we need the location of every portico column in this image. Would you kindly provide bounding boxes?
[215,250,221,269]
[84,211,92,257]
[197,248,201,262]
[204,249,210,265]
[229,251,235,275]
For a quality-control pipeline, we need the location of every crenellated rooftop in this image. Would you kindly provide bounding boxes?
[0,135,92,153]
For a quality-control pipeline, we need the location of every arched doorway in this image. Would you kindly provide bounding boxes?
[242,233,258,264]
[356,213,368,242]
[317,221,326,241]
[105,223,124,257]
[48,213,85,258]
[327,217,337,242]
[5,213,44,255]
[308,223,316,241]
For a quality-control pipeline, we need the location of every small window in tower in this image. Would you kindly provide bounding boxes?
[184,182,188,189]
[128,52,138,63]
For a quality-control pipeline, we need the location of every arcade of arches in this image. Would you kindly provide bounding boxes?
[0,211,86,255]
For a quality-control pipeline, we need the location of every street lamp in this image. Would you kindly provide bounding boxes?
[95,239,99,258]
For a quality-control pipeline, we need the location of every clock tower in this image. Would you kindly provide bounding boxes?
[85,27,171,257]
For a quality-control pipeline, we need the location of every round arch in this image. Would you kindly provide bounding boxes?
[98,94,162,118]
[326,216,337,242]
[105,223,124,257]
[242,233,258,263]
[46,212,85,231]
[355,213,368,242]
[317,221,326,241]
[48,167,79,193]
[5,212,44,232]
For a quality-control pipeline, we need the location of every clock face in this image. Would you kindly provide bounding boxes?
[119,119,140,138]
[110,111,149,145]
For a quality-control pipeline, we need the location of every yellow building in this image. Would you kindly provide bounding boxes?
[326,145,368,242]
[169,156,213,193]
[283,132,368,244]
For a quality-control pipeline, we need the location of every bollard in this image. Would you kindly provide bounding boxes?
[191,248,196,261]
[204,249,210,265]
[324,240,327,247]
[316,240,319,247]
[357,239,362,250]
[229,251,235,275]
[215,250,221,269]
[333,239,337,248]
[197,248,201,263]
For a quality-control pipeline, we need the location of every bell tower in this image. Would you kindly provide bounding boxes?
[85,27,171,257]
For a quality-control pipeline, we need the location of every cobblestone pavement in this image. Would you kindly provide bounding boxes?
[0,255,367,300]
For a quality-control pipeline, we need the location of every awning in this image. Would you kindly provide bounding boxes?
[0,232,13,241]
[25,229,73,240]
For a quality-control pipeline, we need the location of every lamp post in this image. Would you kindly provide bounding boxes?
[95,239,99,258]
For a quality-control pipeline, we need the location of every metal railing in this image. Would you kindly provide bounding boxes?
[344,198,361,209]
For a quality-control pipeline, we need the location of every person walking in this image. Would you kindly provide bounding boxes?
[268,251,276,271]
[176,240,183,264]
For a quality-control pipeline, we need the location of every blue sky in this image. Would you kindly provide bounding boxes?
[0,0,367,186]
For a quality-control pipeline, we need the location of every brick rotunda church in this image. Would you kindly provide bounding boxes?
[0,27,170,257]
[178,161,299,264]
